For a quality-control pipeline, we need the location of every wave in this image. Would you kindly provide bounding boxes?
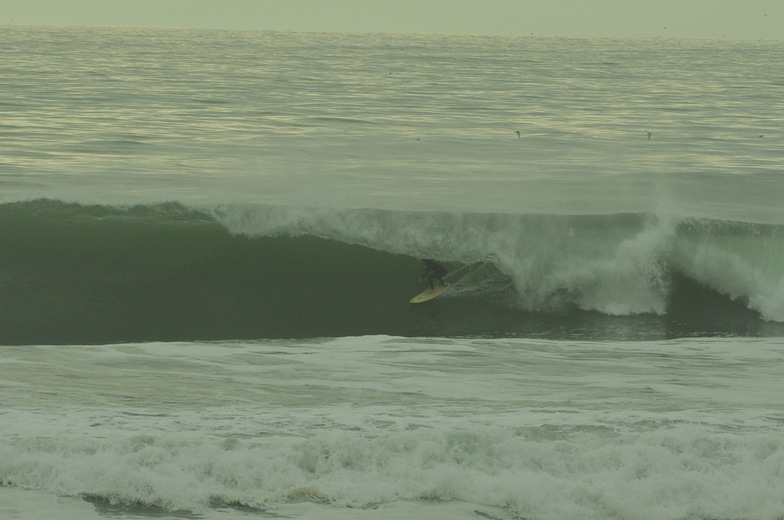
[2,199,783,344]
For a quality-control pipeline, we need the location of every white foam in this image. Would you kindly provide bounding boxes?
[2,413,783,519]
[2,337,784,518]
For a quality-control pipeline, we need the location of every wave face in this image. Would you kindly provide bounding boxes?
[2,199,783,344]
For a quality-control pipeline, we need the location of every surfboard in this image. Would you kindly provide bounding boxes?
[409,284,450,304]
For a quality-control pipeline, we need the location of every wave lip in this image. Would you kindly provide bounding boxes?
[1,199,783,344]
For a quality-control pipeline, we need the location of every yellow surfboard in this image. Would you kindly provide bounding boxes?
[409,284,450,304]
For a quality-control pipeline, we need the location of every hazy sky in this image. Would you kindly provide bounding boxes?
[3,0,783,39]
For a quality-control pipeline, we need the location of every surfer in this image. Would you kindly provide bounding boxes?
[419,259,448,290]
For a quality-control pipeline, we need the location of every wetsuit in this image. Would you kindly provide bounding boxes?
[421,259,447,290]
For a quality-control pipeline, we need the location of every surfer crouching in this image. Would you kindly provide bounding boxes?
[419,259,448,290]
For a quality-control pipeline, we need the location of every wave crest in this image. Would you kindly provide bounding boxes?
[1,200,783,343]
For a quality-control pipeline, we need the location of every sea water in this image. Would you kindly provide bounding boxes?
[1,27,783,519]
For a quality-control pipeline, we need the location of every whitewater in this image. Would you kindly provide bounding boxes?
[1,27,783,519]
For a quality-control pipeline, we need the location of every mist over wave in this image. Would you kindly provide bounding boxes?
[1,199,782,344]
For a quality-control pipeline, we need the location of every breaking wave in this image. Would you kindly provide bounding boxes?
[2,199,783,344]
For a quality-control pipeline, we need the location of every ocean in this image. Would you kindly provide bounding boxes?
[1,26,783,519]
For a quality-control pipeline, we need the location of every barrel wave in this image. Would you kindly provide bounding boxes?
[2,199,783,344]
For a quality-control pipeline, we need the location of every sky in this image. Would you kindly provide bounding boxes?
[2,0,783,39]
